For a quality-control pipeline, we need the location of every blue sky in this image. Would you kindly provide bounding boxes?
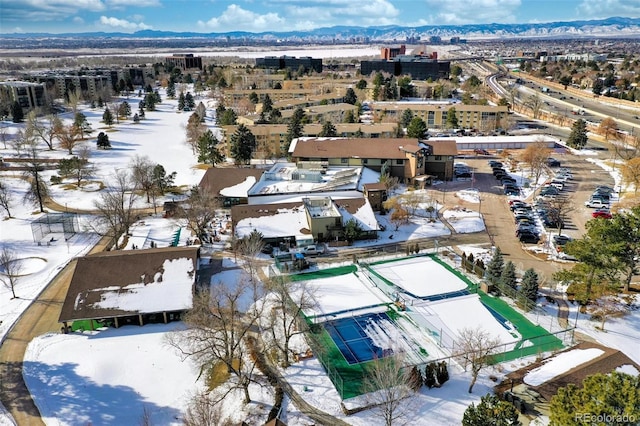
[0,0,638,34]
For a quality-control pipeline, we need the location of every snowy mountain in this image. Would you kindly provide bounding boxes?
[2,16,639,42]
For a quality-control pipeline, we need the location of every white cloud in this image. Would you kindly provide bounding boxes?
[283,0,400,28]
[106,0,161,7]
[576,0,640,20]
[198,4,285,32]
[424,0,521,24]
[98,15,152,30]
[24,0,106,12]
[72,16,85,24]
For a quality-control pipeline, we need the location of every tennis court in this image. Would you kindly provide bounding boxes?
[324,312,394,365]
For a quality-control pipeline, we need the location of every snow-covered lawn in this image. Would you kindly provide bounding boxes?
[23,323,200,426]
[523,348,604,386]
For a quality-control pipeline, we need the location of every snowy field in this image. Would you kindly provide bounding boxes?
[523,347,605,386]
[370,256,468,298]
[295,272,390,320]
[24,323,200,426]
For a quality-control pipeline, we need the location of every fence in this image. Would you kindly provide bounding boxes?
[305,327,347,399]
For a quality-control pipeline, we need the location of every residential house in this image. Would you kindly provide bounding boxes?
[59,247,199,330]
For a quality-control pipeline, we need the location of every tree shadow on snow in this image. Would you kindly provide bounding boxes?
[22,360,181,425]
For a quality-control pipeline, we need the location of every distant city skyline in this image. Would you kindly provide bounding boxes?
[1,0,639,35]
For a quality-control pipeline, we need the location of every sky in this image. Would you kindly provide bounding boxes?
[0,0,639,35]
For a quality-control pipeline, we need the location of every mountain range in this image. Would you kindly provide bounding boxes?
[2,16,639,42]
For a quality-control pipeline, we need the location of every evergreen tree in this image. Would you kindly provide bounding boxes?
[424,362,437,389]
[133,113,140,123]
[248,92,258,104]
[445,107,459,128]
[144,93,156,111]
[354,128,364,138]
[153,90,161,103]
[118,101,131,119]
[436,361,449,385]
[197,129,224,166]
[486,247,505,286]
[138,107,145,119]
[103,107,114,126]
[462,394,522,426]
[400,109,414,128]
[343,87,357,105]
[284,107,306,152]
[152,164,176,194]
[97,97,104,108]
[219,108,237,126]
[230,124,256,165]
[262,94,273,112]
[549,372,640,426]
[356,79,367,90]
[501,261,517,291]
[166,81,176,99]
[520,268,539,302]
[178,92,186,110]
[567,119,588,149]
[406,116,427,139]
[343,109,356,123]
[319,121,337,137]
[96,131,110,149]
[11,101,23,123]
[185,92,195,109]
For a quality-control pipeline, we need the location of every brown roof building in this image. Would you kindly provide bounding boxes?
[59,247,199,329]
[289,137,457,182]
[198,167,265,207]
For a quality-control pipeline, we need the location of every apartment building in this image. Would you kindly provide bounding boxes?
[0,81,47,114]
[371,102,509,131]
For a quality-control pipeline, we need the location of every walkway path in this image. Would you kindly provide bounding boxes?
[0,236,111,426]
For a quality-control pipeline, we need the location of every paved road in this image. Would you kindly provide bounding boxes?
[0,237,111,426]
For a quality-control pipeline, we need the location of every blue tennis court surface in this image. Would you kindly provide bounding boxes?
[323,312,393,365]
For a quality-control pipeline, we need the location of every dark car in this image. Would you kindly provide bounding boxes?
[474,148,490,155]
[489,161,503,168]
[261,244,274,255]
[553,235,572,246]
[547,158,561,167]
[519,232,540,244]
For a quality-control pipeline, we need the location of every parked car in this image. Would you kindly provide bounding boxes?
[300,244,325,256]
[553,235,572,246]
[474,148,490,155]
[519,232,540,243]
[585,199,610,208]
[547,158,561,167]
[489,161,503,168]
[592,209,613,219]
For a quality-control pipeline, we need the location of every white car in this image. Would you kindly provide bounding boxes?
[585,199,610,209]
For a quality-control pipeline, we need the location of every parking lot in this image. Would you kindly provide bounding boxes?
[454,150,616,278]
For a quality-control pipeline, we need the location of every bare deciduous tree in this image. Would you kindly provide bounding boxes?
[598,117,619,141]
[265,276,317,367]
[22,137,48,213]
[25,111,62,150]
[519,140,551,187]
[0,246,23,299]
[589,294,627,331]
[0,178,14,218]
[185,113,206,154]
[362,354,414,426]
[182,390,224,426]
[167,277,265,404]
[179,186,220,243]
[454,327,501,393]
[130,155,156,204]
[92,169,139,249]
[58,123,83,155]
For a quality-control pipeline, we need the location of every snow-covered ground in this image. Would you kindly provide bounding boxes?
[523,347,604,386]
[2,82,640,426]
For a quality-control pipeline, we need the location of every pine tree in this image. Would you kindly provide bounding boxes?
[462,394,522,426]
[133,113,140,123]
[185,92,195,109]
[436,361,449,385]
[445,107,459,129]
[406,116,427,139]
[102,107,114,126]
[230,124,256,165]
[550,372,640,426]
[501,261,517,291]
[178,92,186,110]
[566,119,588,149]
[262,94,273,113]
[424,362,437,388]
[197,130,224,166]
[486,248,505,285]
[11,101,23,123]
[319,121,337,137]
[400,109,414,128]
[166,81,176,99]
[343,87,357,105]
[520,268,539,302]
[96,131,110,149]
[285,107,306,152]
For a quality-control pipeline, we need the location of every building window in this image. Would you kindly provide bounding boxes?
[396,159,404,165]
[435,155,442,161]
[362,159,368,164]
[341,158,348,164]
